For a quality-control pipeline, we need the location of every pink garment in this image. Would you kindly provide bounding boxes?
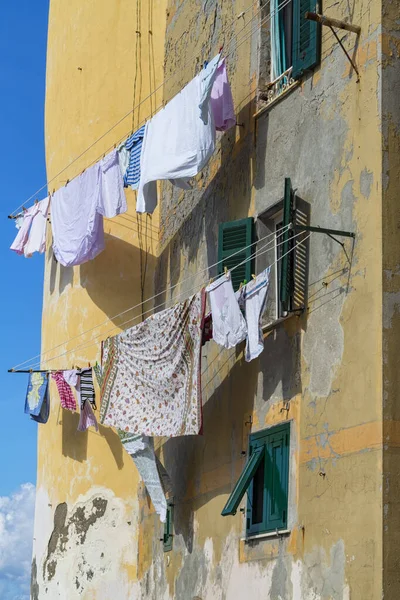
[51,372,77,411]
[78,400,99,432]
[210,59,236,132]
[10,197,49,256]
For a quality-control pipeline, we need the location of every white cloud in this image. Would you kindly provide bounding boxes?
[0,483,36,600]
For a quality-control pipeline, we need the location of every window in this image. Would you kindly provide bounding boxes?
[260,0,321,90]
[162,501,174,552]
[218,217,254,291]
[255,178,310,323]
[221,423,290,536]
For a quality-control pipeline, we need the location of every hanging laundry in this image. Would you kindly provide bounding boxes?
[98,149,127,218]
[238,268,271,362]
[137,55,221,214]
[52,371,77,411]
[15,215,24,230]
[119,431,168,522]
[31,386,50,424]
[206,272,247,349]
[79,368,97,409]
[51,149,126,267]
[210,59,236,132]
[124,125,146,190]
[100,290,205,437]
[24,372,49,419]
[64,368,98,431]
[117,141,130,180]
[10,197,50,257]
[51,163,104,267]
[78,368,98,431]
[202,312,213,345]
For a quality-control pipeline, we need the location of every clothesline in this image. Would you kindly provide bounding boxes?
[13,231,310,373]
[8,0,285,218]
[11,224,291,371]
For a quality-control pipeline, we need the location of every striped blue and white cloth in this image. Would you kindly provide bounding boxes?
[124,124,146,190]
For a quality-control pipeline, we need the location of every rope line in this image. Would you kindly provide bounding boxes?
[19,228,308,371]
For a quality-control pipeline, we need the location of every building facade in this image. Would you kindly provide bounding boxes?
[31,0,400,598]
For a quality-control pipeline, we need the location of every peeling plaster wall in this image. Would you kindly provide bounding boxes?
[381,0,400,597]
[140,0,385,598]
[36,0,392,597]
[33,0,167,598]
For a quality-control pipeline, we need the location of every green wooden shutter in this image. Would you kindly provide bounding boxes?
[163,502,174,552]
[265,425,289,531]
[221,446,264,516]
[292,0,321,80]
[218,218,254,291]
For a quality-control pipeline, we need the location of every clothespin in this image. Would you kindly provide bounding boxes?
[22,206,27,212]
[224,265,228,276]
[52,189,55,195]
[219,44,224,54]
[239,282,243,290]
[65,179,70,186]
[209,277,214,285]
[34,199,39,205]
[88,362,91,368]
[252,274,256,281]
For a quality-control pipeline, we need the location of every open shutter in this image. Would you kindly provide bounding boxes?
[221,446,264,516]
[163,502,174,552]
[265,426,289,531]
[280,178,294,315]
[218,218,254,291]
[292,0,321,79]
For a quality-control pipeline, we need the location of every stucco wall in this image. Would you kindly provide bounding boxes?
[143,0,384,598]
[32,0,167,598]
[34,0,391,597]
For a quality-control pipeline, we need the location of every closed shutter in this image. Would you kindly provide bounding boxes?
[292,0,321,79]
[218,218,254,291]
[265,426,289,530]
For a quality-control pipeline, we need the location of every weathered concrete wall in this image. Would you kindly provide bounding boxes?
[33,0,167,597]
[140,0,385,598]
[381,0,400,597]
[36,0,393,597]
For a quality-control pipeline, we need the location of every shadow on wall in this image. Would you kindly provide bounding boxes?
[161,350,259,553]
[155,99,255,309]
[61,408,124,469]
[49,233,157,329]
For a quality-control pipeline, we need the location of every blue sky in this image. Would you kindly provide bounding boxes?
[0,0,49,597]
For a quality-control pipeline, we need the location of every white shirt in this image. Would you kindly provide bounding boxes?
[137,54,221,214]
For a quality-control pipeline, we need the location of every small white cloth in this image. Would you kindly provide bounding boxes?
[10,197,50,257]
[117,142,130,179]
[206,272,247,349]
[23,197,50,257]
[97,150,127,218]
[239,268,271,362]
[137,55,221,214]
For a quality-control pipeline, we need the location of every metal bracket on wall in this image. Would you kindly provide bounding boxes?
[305,12,361,82]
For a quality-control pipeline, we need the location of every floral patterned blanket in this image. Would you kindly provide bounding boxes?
[99,290,205,437]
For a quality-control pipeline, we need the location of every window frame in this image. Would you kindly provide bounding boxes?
[221,422,291,539]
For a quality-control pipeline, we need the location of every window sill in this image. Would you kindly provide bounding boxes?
[254,80,300,119]
[242,529,291,543]
[262,313,296,333]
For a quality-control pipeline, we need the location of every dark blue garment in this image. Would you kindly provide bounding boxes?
[124,125,146,190]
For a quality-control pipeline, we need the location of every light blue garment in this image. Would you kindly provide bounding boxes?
[271,0,287,80]
[24,372,49,419]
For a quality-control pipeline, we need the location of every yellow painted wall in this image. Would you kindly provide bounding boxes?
[33,0,394,597]
[32,0,167,597]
